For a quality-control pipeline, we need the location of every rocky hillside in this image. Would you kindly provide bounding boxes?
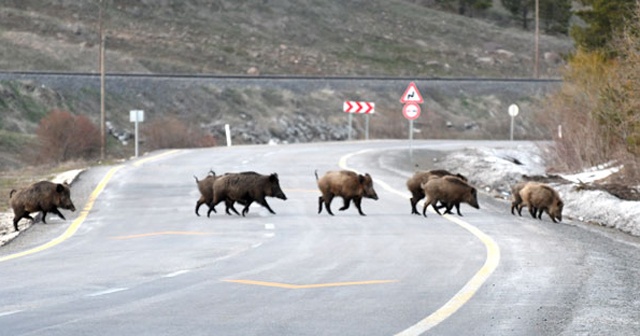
[0,0,573,170]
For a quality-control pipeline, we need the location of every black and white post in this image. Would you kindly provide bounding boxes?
[129,110,144,157]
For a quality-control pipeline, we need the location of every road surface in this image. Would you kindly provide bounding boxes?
[1,140,639,335]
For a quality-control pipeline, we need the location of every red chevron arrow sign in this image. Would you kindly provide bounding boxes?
[343,101,375,114]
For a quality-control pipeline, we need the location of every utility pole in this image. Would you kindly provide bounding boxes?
[99,0,106,161]
[534,0,540,78]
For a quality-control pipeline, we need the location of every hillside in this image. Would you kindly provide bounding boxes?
[0,0,573,172]
[0,0,572,76]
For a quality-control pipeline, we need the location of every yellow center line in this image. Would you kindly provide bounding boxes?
[111,231,218,240]
[223,279,398,289]
[0,165,124,263]
[338,149,501,335]
[1,150,183,263]
[133,149,182,167]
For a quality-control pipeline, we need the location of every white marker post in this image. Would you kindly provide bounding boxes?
[129,110,144,157]
[508,104,519,141]
[225,124,232,146]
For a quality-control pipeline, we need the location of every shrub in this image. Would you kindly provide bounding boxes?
[539,7,640,183]
[35,110,100,163]
[142,116,216,150]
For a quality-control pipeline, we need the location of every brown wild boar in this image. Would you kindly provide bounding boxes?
[421,175,479,217]
[315,170,379,216]
[519,182,563,223]
[10,181,76,232]
[194,170,217,216]
[210,172,287,217]
[406,169,467,215]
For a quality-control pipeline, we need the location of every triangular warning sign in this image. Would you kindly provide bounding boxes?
[400,82,424,104]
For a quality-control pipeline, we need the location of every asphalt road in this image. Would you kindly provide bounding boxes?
[1,140,639,336]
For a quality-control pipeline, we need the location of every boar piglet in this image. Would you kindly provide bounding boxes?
[406,169,467,215]
[10,181,76,231]
[210,172,287,217]
[315,170,378,216]
[421,176,479,217]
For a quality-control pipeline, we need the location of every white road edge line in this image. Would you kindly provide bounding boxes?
[338,148,501,335]
[86,287,129,297]
[163,270,191,278]
[0,310,24,317]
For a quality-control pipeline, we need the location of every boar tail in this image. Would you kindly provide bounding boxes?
[314,170,319,181]
[9,189,16,198]
[194,175,199,183]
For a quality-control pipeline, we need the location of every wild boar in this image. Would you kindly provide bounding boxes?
[315,170,379,216]
[510,181,537,216]
[421,175,479,217]
[406,169,468,215]
[194,170,217,216]
[10,181,76,231]
[210,172,287,217]
[519,182,563,223]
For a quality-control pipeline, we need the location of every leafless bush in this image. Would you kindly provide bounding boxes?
[35,109,100,164]
[142,116,216,150]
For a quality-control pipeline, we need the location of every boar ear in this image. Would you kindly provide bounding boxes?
[269,173,279,182]
[358,174,365,184]
[56,184,65,193]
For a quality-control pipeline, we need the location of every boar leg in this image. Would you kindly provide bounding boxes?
[207,198,224,217]
[318,196,324,214]
[453,203,462,216]
[12,214,30,231]
[322,194,335,216]
[516,203,524,216]
[51,207,66,220]
[410,196,421,215]
[195,197,207,216]
[435,202,458,216]
[432,200,444,216]
[411,190,425,215]
[253,198,275,215]
[442,203,462,216]
[339,198,351,211]
[41,211,48,224]
[528,206,537,219]
[510,201,518,215]
[422,197,431,217]
[225,200,241,216]
[354,197,366,216]
[241,201,254,217]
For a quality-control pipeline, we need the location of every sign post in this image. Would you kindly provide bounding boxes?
[508,104,519,141]
[343,101,375,141]
[129,110,144,157]
[400,82,424,163]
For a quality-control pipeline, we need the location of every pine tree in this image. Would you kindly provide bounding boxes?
[571,0,638,53]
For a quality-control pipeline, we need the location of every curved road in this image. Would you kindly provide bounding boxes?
[1,140,639,335]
